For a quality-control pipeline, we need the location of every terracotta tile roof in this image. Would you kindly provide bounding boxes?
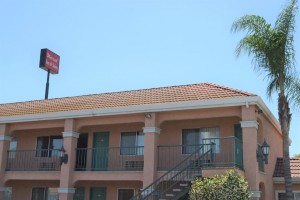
[273,158,300,177]
[0,82,256,117]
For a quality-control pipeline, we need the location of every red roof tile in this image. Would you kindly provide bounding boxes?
[273,158,300,177]
[0,82,256,117]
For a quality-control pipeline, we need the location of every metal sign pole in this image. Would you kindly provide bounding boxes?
[45,69,50,99]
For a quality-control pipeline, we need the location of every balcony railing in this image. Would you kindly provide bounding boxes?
[157,136,243,170]
[6,149,61,171]
[75,146,144,171]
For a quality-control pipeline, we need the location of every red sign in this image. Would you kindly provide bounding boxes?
[39,49,60,74]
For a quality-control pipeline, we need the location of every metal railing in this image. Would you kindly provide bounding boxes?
[157,136,243,170]
[130,143,213,200]
[75,146,144,171]
[6,149,61,171]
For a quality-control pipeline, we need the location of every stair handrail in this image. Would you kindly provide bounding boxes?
[130,143,213,200]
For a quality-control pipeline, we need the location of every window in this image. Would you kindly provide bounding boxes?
[8,138,17,159]
[36,136,63,157]
[120,132,144,155]
[182,127,220,154]
[277,191,300,200]
[31,188,58,200]
[4,187,12,200]
[118,189,134,200]
[257,144,265,172]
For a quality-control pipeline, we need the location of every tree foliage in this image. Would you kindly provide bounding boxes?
[189,170,251,200]
[294,153,300,158]
[232,1,299,199]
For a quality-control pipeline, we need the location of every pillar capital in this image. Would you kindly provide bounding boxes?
[250,190,261,198]
[58,188,76,194]
[143,127,161,134]
[0,136,12,141]
[62,131,80,138]
[240,121,258,129]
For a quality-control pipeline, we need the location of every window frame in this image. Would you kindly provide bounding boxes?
[182,127,220,154]
[31,187,58,200]
[117,188,135,200]
[36,135,63,157]
[120,131,144,156]
[8,138,17,159]
[275,190,300,200]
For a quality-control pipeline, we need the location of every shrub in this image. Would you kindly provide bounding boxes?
[189,170,251,200]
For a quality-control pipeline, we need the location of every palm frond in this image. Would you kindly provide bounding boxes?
[275,0,298,73]
[231,15,271,34]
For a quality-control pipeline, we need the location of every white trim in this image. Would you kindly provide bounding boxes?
[62,131,80,138]
[250,190,261,198]
[58,188,76,194]
[240,121,259,129]
[143,127,161,134]
[273,177,300,184]
[0,136,12,141]
[0,96,281,133]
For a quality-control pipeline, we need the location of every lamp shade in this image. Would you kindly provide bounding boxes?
[59,146,66,157]
[261,140,270,156]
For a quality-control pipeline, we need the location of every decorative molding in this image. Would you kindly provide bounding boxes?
[0,136,12,141]
[58,188,76,194]
[240,121,258,129]
[62,131,80,138]
[250,190,261,198]
[143,127,161,134]
[273,177,300,184]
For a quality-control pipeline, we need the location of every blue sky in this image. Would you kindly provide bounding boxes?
[0,0,299,155]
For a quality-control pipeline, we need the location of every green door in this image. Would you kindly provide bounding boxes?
[92,132,109,170]
[73,187,85,200]
[234,124,243,169]
[90,187,106,200]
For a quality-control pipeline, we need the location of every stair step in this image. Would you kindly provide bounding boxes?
[166,193,175,197]
[180,183,189,187]
[173,188,181,192]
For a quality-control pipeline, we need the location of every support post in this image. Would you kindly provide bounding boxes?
[59,119,79,200]
[0,124,11,200]
[45,69,50,99]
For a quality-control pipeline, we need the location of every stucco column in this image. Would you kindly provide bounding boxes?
[142,113,160,189]
[0,124,11,200]
[241,105,260,200]
[59,119,79,200]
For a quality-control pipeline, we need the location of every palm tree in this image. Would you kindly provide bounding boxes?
[231,0,300,199]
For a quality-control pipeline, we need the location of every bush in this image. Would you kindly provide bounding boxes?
[189,170,251,200]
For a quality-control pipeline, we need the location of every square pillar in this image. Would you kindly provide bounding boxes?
[142,113,160,188]
[241,105,260,200]
[0,124,11,200]
[142,127,160,188]
[59,119,79,200]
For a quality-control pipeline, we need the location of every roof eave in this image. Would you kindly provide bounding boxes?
[0,96,281,132]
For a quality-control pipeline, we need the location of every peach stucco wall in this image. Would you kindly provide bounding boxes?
[7,180,142,200]
[159,116,241,145]
[0,105,284,200]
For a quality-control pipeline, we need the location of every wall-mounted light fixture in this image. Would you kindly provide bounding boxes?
[145,113,152,119]
[255,108,263,114]
[256,139,270,164]
[59,146,68,165]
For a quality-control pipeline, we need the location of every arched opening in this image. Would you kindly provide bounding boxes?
[257,119,264,144]
[259,182,265,200]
